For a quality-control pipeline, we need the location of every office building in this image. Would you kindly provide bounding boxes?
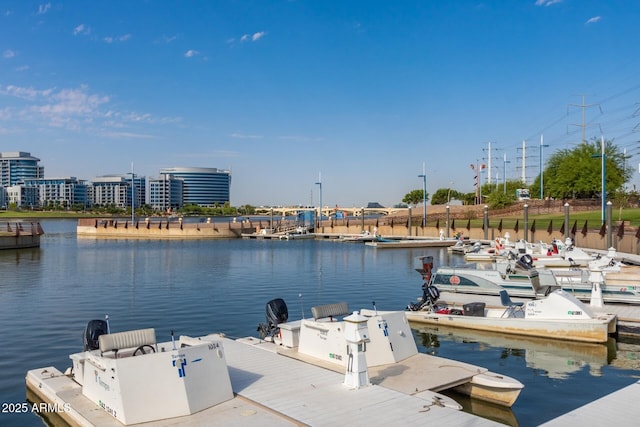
[0,151,44,187]
[158,167,231,207]
[149,173,184,212]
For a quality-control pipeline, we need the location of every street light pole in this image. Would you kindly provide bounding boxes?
[130,162,135,224]
[315,172,322,228]
[591,136,607,223]
[418,163,426,227]
[540,135,549,199]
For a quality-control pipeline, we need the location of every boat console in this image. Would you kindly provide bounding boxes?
[70,324,233,425]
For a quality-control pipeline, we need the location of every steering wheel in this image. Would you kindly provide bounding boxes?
[133,344,156,356]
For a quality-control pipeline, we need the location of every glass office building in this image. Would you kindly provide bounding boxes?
[158,167,231,207]
[0,151,44,187]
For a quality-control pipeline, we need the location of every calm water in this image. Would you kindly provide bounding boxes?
[1,219,639,427]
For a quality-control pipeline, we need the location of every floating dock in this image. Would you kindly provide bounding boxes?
[26,334,504,426]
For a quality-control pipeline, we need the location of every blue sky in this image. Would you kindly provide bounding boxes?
[2,1,640,208]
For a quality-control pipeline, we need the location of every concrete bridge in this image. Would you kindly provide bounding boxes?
[253,206,408,217]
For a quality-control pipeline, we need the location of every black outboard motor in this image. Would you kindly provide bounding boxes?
[83,319,109,351]
[257,298,289,339]
[516,254,534,270]
[407,283,440,311]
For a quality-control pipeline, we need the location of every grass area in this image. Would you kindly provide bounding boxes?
[3,207,640,229]
[461,208,640,229]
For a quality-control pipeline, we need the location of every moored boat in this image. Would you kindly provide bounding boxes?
[405,283,617,343]
[27,321,236,426]
[257,298,524,407]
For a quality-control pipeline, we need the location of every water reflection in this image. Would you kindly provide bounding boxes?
[413,324,615,380]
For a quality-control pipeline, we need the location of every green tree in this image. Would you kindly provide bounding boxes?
[431,188,464,205]
[402,189,429,206]
[530,138,631,199]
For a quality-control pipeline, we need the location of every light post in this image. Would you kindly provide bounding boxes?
[447,181,453,204]
[315,172,322,228]
[129,162,135,224]
[540,135,549,199]
[591,136,607,223]
[418,163,427,227]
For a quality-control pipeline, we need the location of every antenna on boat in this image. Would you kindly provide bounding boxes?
[105,314,110,333]
[372,301,377,315]
[171,330,176,350]
[299,293,305,319]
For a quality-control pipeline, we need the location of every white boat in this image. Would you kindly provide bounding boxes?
[279,226,315,240]
[26,321,236,425]
[416,255,558,298]
[257,298,524,407]
[463,237,597,268]
[418,254,640,304]
[405,284,617,343]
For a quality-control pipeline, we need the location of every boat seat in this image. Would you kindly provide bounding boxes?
[99,328,157,356]
[311,302,349,321]
[499,290,524,318]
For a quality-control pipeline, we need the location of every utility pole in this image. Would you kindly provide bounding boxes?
[568,95,602,144]
[521,140,526,184]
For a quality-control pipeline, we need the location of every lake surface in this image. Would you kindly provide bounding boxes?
[1,219,639,427]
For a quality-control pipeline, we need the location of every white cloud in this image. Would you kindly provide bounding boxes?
[1,84,53,100]
[535,0,562,6]
[73,24,90,36]
[15,65,29,72]
[37,3,51,15]
[230,132,263,139]
[104,34,132,44]
[240,32,267,43]
[585,16,601,25]
[184,49,199,57]
[3,49,15,59]
[102,131,155,139]
[0,83,181,135]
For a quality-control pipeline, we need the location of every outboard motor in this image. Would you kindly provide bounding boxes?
[516,254,535,270]
[408,284,440,311]
[83,319,109,351]
[257,298,288,339]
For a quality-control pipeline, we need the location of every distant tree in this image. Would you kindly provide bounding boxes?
[402,189,429,206]
[431,188,464,205]
[530,138,632,199]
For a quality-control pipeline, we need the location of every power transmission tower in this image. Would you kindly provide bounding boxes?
[568,94,602,144]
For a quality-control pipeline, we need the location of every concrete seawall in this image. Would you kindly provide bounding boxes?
[76,218,256,239]
[0,222,43,249]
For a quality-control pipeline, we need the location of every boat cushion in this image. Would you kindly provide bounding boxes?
[311,302,349,320]
[99,328,156,353]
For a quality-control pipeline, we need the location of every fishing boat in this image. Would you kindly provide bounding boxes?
[257,298,524,407]
[405,282,617,343]
[417,254,640,304]
[416,255,559,298]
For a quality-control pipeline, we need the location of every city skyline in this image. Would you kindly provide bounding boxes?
[2,1,640,207]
